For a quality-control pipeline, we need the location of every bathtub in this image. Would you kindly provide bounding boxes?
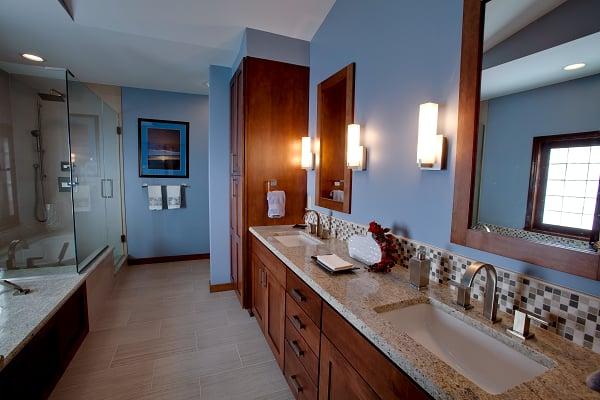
[0,233,77,274]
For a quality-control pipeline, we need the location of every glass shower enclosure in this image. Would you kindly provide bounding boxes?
[0,61,125,277]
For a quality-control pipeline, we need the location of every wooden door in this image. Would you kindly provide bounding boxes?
[265,269,286,369]
[230,232,239,296]
[252,255,266,330]
[319,335,380,400]
[230,67,244,176]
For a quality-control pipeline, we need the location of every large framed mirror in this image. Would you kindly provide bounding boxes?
[315,63,355,213]
[452,0,600,279]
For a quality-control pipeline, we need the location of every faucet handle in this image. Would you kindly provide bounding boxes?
[507,307,555,340]
[449,281,473,310]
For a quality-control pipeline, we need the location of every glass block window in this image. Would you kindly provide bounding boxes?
[526,132,600,240]
[542,146,599,230]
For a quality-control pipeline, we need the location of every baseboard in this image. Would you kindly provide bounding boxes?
[209,281,235,293]
[127,253,210,265]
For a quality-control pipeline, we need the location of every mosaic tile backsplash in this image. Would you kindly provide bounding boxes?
[307,211,600,353]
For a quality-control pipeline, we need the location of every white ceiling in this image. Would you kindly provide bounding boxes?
[481,32,600,100]
[484,0,566,51]
[0,0,335,94]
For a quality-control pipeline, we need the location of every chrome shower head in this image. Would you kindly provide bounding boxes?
[38,89,65,102]
[30,129,41,137]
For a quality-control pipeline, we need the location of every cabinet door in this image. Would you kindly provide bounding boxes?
[319,335,380,400]
[265,269,286,369]
[252,255,266,330]
[230,68,243,176]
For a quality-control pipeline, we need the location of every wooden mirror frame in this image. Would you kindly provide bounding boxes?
[451,0,599,280]
[315,63,355,214]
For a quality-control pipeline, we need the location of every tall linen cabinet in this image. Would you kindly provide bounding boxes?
[230,57,308,308]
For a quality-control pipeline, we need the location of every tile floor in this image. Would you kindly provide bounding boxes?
[50,260,292,400]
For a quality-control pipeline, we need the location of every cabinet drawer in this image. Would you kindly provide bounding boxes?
[286,294,320,355]
[286,317,319,385]
[286,269,322,326]
[252,236,286,286]
[285,340,318,400]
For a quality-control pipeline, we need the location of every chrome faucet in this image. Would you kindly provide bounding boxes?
[304,209,321,238]
[6,240,25,270]
[456,262,499,322]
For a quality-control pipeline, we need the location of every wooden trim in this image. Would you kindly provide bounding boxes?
[127,253,209,265]
[315,63,355,214]
[209,281,235,293]
[450,0,600,280]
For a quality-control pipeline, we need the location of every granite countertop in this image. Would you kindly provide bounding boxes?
[250,225,600,400]
[0,249,108,371]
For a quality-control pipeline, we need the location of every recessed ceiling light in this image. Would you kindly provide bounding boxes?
[563,63,586,71]
[21,53,44,62]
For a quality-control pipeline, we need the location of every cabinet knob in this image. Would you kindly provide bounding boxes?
[289,375,303,394]
[291,315,305,330]
[291,288,306,303]
[289,340,304,357]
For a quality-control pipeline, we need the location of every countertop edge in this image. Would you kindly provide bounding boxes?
[249,227,449,400]
[0,246,113,371]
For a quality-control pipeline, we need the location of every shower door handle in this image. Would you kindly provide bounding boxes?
[101,179,114,198]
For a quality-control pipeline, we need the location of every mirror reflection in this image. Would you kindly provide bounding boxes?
[473,0,600,251]
[315,63,355,213]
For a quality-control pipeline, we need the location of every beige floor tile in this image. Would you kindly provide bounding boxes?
[111,332,196,367]
[63,344,117,377]
[151,344,242,390]
[52,360,154,399]
[226,305,255,325]
[196,320,264,350]
[81,320,161,351]
[142,382,201,400]
[92,308,133,331]
[237,337,275,367]
[199,360,289,400]
[160,309,229,338]
[128,298,195,324]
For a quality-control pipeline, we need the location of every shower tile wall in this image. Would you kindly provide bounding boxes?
[0,71,73,250]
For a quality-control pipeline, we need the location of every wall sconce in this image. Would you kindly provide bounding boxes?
[417,102,447,170]
[346,123,367,171]
[301,136,314,170]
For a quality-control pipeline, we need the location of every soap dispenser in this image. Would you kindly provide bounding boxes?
[409,248,430,289]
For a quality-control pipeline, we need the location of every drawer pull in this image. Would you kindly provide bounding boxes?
[291,288,306,302]
[290,374,303,394]
[290,340,304,357]
[291,315,305,330]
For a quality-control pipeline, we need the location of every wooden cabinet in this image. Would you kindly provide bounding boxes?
[0,284,88,399]
[319,335,379,400]
[229,57,309,309]
[250,236,430,400]
[321,304,430,400]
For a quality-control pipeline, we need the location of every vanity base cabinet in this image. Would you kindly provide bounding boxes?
[321,304,430,400]
[0,284,88,399]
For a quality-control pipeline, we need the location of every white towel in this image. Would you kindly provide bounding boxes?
[267,190,286,218]
[331,190,344,202]
[316,254,354,271]
[166,185,182,209]
[147,185,163,210]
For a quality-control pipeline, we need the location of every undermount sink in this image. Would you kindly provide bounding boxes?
[272,231,322,247]
[378,302,551,394]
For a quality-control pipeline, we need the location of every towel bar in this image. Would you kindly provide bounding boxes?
[142,183,190,188]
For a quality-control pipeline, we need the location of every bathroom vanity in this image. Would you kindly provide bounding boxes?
[249,225,600,399]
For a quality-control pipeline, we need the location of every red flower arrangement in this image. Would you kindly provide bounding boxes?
[367,221,400,273]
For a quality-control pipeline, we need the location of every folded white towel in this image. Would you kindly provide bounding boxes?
[331,189,344,202]
[316,254,353,271]
[166,185,182,209]
[147,185,163,210]
[267,190,286,218]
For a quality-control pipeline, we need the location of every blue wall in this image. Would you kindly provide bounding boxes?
[308,0,600,295]
[208,66,232,284]
[122,87,209,259]
[479,74,600,228]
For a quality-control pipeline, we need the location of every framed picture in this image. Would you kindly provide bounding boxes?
[138,118,189,178]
